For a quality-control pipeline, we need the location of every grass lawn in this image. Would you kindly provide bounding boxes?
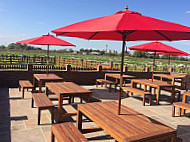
[0,50,189,66]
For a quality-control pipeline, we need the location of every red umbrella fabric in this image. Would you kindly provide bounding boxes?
[151,52,189,56]
[129,41,189,54]
[52,6,190,114]
[52,10,190,41]
[17,33,75,73]
[17,33,75,46]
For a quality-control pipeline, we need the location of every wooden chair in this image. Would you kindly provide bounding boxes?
[19,80,34,99]
[32,93,54,125]
[51,122,88,142]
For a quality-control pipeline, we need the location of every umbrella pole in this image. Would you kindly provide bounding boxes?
[118,34,126,115]
[47,45,49,74]
[168,55,171,65]
[152,51,156,82]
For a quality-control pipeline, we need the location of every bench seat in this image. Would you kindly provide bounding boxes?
[32,93,54,125]
[96,79,117,92]
[172,102,190,117]
[19,80,34,99]
[122,87,152,106]
[51,122,88,142]
[162,87,181,101]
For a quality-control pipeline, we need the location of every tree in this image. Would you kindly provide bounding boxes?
[133,51,148,58]
[0,45,6,49]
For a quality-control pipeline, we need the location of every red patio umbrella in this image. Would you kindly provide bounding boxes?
[129,41,189,75]
[17,33,75,73]
[52,6,190,114]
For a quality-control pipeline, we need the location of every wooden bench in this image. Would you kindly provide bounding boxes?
[172,102,190,117]
[32,93,54,125]
[122,87,152,106]
[19,80,34,99]
[51,122,88,142]
[162,86,181,101]
[96,79,117,92]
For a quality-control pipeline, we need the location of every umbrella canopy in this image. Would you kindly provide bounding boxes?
[52,10,190,41]
[52,6,190,114]
[17,33,75,73]
[129,41,189,77]
[129,41,189,54]
[17,33,75,46]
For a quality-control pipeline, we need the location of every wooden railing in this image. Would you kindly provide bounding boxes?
[56,57,100,69]
[0,54,56,65]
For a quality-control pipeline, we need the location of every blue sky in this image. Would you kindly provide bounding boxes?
[1,0,190,53]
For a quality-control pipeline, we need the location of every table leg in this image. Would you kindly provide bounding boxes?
[171,86,175,104]
[144,85,147,91]
[45,86,49,96]
[58,95,63,123]
[33,77,36,90]
[160,76,163,81]
[156,87,161,105]
[87,93,92,102]
[172,78,175,85]
[39,80,43,93]
[182,94,187,115]
[77,109,83,131]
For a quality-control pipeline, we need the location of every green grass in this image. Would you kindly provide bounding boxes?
[0,50,190,66]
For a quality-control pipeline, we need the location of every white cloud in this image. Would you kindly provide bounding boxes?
[185,11,190,14]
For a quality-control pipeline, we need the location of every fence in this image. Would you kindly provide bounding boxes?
[0,54,56,65]
[56,57,100,69]
[0,54,190,74]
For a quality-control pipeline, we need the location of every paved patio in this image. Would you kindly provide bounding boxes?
[0,85,190,142]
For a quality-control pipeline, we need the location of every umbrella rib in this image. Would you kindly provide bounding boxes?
[57,32,68,36]
[154,30,171,41]
[116,30,136,38]
[88,32,99,40]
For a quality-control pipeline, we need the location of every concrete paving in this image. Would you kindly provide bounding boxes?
[0,85,190,142]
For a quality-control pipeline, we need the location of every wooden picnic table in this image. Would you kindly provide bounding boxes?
[45,81,92,123]
[33,74,63,93]
[77,101,177,142]
[105,73,135,84]
[131,79,175,105]
[153,73,186,89]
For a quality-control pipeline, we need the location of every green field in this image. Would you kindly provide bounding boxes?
[0,50,190,66]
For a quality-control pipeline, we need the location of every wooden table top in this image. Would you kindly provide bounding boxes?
[131,79,174,88]
[105,73,135,79]
[34,74,63,81]
[46,82,91,96]
[153,73,186,79]
[78,101,176,142]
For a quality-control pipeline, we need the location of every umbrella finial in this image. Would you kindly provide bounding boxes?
[124,5,128,11]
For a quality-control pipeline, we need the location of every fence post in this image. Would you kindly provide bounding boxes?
[66,64,71,71]
[124,64,128,73]
[109,61,113,69]
[54,56,56,65]
[27,64,33,72]
[145,66,150,72]
[97,65,102,72]
[167,67,173,73]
